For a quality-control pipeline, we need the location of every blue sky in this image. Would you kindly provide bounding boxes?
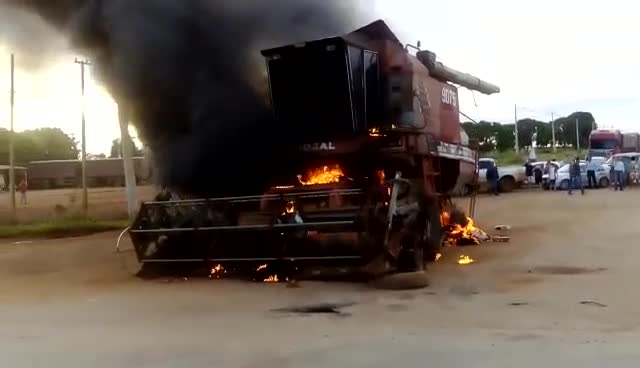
[1,0,638,154]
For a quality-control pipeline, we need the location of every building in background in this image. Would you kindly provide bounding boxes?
[26,157,152,190]
[0,165,27,191]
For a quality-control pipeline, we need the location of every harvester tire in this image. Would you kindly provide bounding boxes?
[371,271,430,290]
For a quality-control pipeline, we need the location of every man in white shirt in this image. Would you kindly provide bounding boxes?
[614,159,626,191]
[630,157,640,184]
[585,156,599,188]
[546,160,557,191]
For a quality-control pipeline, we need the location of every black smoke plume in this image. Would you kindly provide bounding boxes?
[2,0,368,196]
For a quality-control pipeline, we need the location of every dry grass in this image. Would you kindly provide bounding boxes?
[487,148,587,165]
[0,219,130,239]
[0,186,157,225]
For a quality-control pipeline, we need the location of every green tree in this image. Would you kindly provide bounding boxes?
[495,124,516,151]
[0,128,78,164]
[110,138,144,158]
[88,153,107,160]
[21,128,79,160]
[535,121,552,147]
[109,139,120,158]
[515,118,544,148]
[462,121,498,152]
[555,112,596,148]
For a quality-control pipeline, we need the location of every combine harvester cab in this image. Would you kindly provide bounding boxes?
[128,20,499,279]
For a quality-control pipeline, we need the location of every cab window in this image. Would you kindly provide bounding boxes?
[479,161,493,170]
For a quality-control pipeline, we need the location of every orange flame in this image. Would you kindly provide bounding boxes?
[369,127,383,137]
[458,255,475,265]
[369,125,397,137]
[285,201,296,213]
[256,264,268,271]
[210,264,225,278]
[435,253,442,262]
[263,275,279,283]
[298,165,344,186]
[440,211,451,227]
[440,211,488,246]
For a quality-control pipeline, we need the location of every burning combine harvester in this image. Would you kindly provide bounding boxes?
[128,20,499,281]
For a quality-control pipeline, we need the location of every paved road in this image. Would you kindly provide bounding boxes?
[1,189,639,367]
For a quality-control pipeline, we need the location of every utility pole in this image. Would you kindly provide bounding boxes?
[74,58,91,216]
[118,103,137,219]
[9,54,16,218]
[551,112,556,153]
[514,104,520,153]
[575,117,580,152]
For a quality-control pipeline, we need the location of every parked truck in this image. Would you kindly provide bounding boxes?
[589,130,640,157]
[477,158,526,192]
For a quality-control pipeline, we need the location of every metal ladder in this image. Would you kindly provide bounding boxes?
[424,133,444,199]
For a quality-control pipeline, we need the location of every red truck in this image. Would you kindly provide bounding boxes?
[589,130,640,157]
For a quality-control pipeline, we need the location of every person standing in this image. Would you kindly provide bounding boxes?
[546,160,557,191]
[630,157,640,184]
[609,161,616,190]
[18,178,28,205]
[524,161,534,188]
[486,161,500,196]
[534,164,543,186]
[586,156,598,188]
[614,158,626,191]
[568,157,584,195]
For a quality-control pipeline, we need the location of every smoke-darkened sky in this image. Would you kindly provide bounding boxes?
[0,0,372,194]
[0,0,638,158]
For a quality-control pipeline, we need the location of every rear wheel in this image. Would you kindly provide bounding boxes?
[599,177,609,188]
[499,176,516,192]
[559,179,570,190]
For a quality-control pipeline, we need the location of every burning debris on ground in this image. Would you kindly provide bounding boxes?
[205,262,291,284]
[263,275,280,283]
[209,264,225,279]
[433,206,514,265]
[440,208,489,246]
[457,255,475,265]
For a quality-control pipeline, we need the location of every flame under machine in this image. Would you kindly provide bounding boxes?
[127,20,499,278]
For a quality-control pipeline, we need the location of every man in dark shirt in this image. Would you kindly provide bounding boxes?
[568,157,584,195]
[524,161,534,188]
[486,162,499,196]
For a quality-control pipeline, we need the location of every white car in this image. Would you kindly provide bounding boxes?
[531,161,564,184]
[605,152,640,185]
[478,158,527,192]
[543,161,610,190]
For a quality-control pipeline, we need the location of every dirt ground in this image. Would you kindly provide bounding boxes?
[2,188,640,367]
[0,186,157,222]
